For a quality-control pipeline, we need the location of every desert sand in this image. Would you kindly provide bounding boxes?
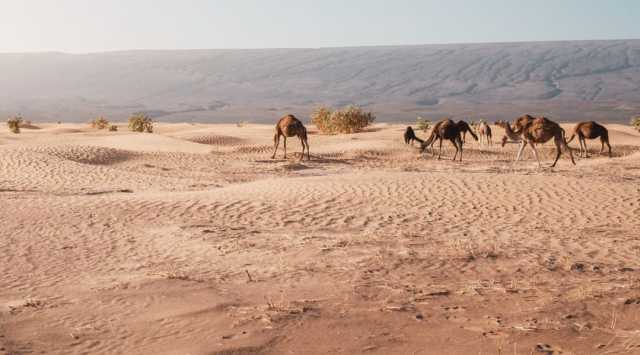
[1,121,640,354]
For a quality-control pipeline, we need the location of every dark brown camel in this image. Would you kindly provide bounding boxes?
[420,119,478,161]
[566,121,611,158]
[499,116,575,168]
[271,114,310,161]
[404,126,424,145]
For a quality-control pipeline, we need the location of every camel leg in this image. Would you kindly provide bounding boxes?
[305,138,311,160]
[451,139,458,161]
[271,133,280,159]
[550,140,562,168]
[599,137,604,155]
[565,138,576,165]
[283,136,287,159]
[515,141,527,164]
[458,138,463,162]
[530,144,542,168]
[299,137,305,161]
[582,136,589,158]
[577,136,584,157]
[604,136,612,158]
[438,139,443,160]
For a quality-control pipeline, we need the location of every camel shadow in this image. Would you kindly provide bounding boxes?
[255,155,352,165]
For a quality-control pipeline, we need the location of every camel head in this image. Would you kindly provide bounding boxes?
[494,121,513,147]
[501,135,509,147]
[419,141,427,153]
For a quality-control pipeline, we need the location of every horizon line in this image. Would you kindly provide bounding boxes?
[2,37,639,55]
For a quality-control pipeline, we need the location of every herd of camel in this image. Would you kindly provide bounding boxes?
[271,113,612,168]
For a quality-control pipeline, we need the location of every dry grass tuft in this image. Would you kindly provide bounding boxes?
[7,115,23,133]
[416,116,430,132]
[152,269,203,282]
[90,116,110,130]
[108,125,118,132]
[9,298,45,314]
[631,116,640,132]
[128,113,153,133]
[312,105,375,134]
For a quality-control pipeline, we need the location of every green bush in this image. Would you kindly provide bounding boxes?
[90,116,110,130]
[416,116,431,132]
[108,125,118,132]
[7,115,23,134]
[128,113,153,133]
[311,105,375,134]
[631,116,640,132]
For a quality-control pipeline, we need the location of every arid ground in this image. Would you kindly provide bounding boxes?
[1,122,640,355]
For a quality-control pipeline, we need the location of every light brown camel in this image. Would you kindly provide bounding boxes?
[420,119,478,161]
[496,114,536,147]
[566,121,611,158]
[499,116,575,168]
[477,120,493,145]
[271,114,310,161]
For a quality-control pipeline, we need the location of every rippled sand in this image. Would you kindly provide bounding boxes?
[1,122,640,354]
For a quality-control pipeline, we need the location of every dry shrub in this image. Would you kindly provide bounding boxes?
[90,116,110,130]
[632,116,640,132]
[237,120,249,127]
[128,113,153,133]
[312,105,375,134]
[416,116,430,132]
[108,125,118,132]
[7,115,23,134]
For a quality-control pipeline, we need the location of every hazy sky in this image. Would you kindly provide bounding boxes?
[1,0,638,53]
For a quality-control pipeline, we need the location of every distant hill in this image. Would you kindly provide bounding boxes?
[1,40,640,123]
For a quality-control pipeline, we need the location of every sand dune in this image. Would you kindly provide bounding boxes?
[1,122,640,354]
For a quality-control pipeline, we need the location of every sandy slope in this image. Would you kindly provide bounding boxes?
[1,122,640,354]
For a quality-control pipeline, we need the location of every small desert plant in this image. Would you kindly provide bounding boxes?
[7,115,23,133]
[416,116,431,132]
[236,120,249,127]
[128,113,153,133]
[311,105,375,134]
[108,125,118,132]
[631,116,640,132]
[90,116,110,130]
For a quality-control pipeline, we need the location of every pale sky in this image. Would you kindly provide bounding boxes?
[0,0,638,53]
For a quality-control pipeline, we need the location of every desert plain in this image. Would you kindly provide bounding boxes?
[1,121,640,354]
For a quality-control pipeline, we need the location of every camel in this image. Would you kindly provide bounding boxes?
[421,119,477,154]
[271,114,310,161]
[477,121,493,145]
[499,116,575,168]
[496,114,536,147]
[566,121,611,158]
[404,126,424,145]
[420,119,478,161]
